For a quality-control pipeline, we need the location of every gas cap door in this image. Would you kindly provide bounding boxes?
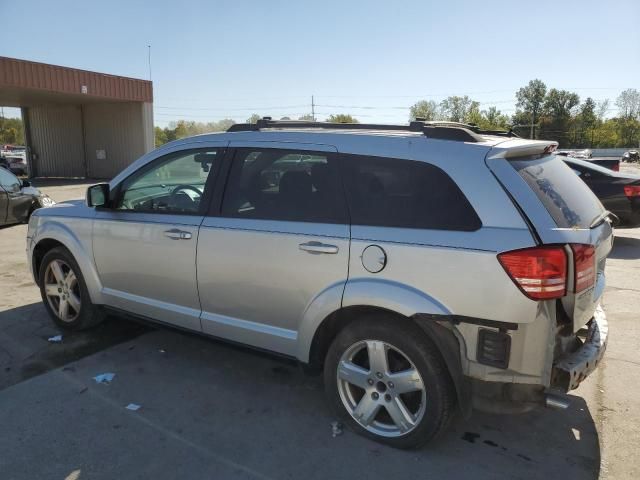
[361,245,387,273]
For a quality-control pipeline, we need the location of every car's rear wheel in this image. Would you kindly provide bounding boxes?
[324,316,455,449]
[39,247,105,330]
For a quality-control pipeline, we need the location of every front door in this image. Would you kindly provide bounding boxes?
[92,144,224,331]
[197,144,350,356]
[0,168,32,224]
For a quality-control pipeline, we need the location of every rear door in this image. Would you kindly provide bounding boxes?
[487,149,613,330]
[196,143,349,356]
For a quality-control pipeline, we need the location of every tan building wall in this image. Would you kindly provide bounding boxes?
[83,103,148,178]
[2,56,154,178]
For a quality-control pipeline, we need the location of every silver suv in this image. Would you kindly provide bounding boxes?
[27,119,611,449]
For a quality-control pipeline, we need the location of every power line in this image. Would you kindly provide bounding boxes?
[155,105,309,111]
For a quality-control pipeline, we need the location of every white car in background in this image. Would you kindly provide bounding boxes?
[1,146,28,175]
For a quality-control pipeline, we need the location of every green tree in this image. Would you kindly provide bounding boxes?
[515,79,547,139]
[0,117,25,144]
[481,107,510,129]
[615,89,640,147]
[577,97,597,147]
[154,126,168,147]
[616,89,640,120]
[409,100,438,121]
[439,96,477,123]
[327,114,359,123]
[246,113,262,124]
[539,89,580,147]
[173,120,189,139]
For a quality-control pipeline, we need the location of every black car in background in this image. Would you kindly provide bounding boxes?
[0,167,55,226]
[564,157,640,228]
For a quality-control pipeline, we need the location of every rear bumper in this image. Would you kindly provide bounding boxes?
[551,305,608,391]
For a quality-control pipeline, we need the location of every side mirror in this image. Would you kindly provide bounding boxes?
[86,183,110,208]
[22,180,31,187]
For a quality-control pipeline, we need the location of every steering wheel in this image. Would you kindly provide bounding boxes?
[169,185,203,207]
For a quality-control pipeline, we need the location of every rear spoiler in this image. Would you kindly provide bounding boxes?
[487,140,559,160]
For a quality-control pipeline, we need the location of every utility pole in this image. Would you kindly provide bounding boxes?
[147,45,152,81]
[311,95,315,121]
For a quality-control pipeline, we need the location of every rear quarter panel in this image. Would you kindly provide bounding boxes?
[342,137,540,325]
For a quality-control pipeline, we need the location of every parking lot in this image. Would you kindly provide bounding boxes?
[1,174,639,480]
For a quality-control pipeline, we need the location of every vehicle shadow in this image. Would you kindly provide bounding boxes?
[0,302,601,480]
[610,233,640,259]
[0,302,150,391]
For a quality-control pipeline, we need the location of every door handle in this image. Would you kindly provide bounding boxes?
[164,228,192,240]
[299,241,339,254]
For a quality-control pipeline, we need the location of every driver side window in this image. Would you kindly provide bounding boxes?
[117,148,219,214]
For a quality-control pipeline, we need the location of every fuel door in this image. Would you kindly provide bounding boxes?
[361,245,387,273]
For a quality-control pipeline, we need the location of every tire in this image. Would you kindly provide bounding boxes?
[324,315,455,449]
[38,246,106,331]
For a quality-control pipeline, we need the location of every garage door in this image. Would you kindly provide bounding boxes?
[28,106,85,177]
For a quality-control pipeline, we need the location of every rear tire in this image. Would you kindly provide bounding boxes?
[324,315,455,449]
[39,246,105,331]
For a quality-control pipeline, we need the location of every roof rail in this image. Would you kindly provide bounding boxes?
[227,117,488,143]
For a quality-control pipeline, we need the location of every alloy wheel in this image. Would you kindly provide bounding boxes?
[336,340,427,437]
[44,259,81,322]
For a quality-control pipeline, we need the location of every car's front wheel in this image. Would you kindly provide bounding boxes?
[39,247,105,330]
[324,316,455,449]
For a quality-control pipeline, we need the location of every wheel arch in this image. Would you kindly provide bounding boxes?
[32,223,103,304]
[305,304,471,418]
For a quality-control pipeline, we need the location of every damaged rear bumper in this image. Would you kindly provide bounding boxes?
[551,305,608,391]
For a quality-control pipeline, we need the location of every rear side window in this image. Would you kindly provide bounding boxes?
[341,155,481,231]
[221,148,347,223]
[511,156,605,228]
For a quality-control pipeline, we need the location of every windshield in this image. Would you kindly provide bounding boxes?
[511,155,605,229]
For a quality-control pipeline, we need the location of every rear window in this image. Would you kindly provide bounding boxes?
[511,155,605,228]
[342,154,481,231]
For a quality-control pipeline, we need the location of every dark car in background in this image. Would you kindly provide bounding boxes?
[556,151,620,171]
[564,157,640,227]
[0,167,55,226]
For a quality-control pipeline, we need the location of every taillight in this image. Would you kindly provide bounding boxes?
[498,247,567,300]
[624,185,640,197]
[571,244,596,293]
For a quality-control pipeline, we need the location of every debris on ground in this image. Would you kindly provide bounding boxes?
[93,373,116,384]
[125,403,141,411]
[78,387,88,394]
[331,421,343,437]
[159,349,166,354]
[47,335,62,343]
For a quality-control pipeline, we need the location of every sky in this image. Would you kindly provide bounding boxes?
[1,0,639,126]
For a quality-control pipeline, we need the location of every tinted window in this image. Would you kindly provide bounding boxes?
[512,155,605,228]
[117,149,219,214]
[221,148,347,223]
[342,155,481,231]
